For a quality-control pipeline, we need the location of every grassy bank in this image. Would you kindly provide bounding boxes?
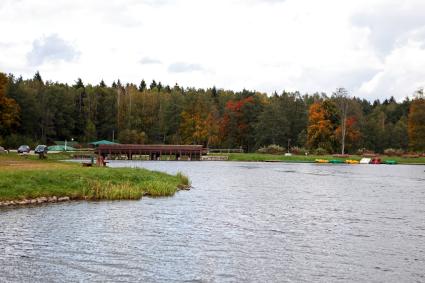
[211,153,425,164]
[0,154,189,202]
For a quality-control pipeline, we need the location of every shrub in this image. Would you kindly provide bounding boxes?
[257,144,285,154]
[290,146,308,155]
[314,147,328,155]
[356,148,375,155]
[384,148,404,156]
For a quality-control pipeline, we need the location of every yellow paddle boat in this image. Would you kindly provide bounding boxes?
[315,159,329,163]
[345,159,359,164]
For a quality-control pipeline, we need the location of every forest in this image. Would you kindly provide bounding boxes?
[1,71,424,154]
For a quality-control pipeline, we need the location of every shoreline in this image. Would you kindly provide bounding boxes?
[207,153,425,165]
[0,185,191,208]
[0,154,190,206]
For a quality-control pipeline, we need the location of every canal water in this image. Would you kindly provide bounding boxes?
[1,161,424,282]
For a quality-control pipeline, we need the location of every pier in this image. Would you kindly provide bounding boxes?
[95,144,205,161]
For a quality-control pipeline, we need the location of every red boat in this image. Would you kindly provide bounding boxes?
[371,158,381,164]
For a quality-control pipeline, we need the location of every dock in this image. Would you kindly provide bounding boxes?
[95,144,205,161]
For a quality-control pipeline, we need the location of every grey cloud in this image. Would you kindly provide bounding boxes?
[26,34,80,66]
[352,2,425,55]
[168,62,203,73]
[139,57,162,65]
[257,0,286,3]
[141,0,177,5]
[275,67,381,96]
[0,42,14,49]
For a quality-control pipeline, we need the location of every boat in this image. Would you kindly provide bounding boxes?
[370,158,381,164]
[315,159,329,163]
[329,159,344,164]
[360,158,371,164]
[384,160,397,165]
[345,159,359,164]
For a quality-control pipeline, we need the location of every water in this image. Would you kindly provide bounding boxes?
[1,161,424,282]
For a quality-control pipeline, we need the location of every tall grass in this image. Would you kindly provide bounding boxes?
[176,172,190,187]
[0,157,190,201]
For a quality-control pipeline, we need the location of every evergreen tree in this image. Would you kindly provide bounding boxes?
[73,78,84,89]
[33,71,43,84]
[150,80,157,90]
[138,80,146,92]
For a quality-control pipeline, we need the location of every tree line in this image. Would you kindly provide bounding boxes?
[1,71,424,153]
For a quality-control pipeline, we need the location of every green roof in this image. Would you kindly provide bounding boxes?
[54,141,79,146]
[48,145,76,151]
[89,140,118,146]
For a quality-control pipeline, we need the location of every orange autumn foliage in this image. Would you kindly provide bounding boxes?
[219,96,255,144]
[0,73,20,136]
[306,102,334,150]
[335,116,361,151]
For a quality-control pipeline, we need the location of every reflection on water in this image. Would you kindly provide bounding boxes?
[1,161,425,282]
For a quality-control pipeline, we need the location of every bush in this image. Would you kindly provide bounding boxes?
[356,148,375,155]
[290,146,308,155]
[257,144,285,154]
[384,148,404,156]
[314,147,328,155]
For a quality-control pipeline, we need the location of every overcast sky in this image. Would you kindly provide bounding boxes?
[1,0,425,101]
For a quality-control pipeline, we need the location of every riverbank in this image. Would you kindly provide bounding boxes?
[0,154,190,205]
[210,153,425,164]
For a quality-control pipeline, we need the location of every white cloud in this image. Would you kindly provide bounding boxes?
[168,62,203,73]
[27,34,80,66]
[351,0,425,55]
[358,40,425,101]
[0,0,424,100]
[140,57,162,65]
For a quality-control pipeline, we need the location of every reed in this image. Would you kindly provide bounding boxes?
[0,155,190,202]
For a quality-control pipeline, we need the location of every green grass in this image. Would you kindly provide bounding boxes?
[210,153,425,164]
[0,154,190,201]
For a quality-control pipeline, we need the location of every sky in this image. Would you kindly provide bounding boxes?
[1,0,425,101]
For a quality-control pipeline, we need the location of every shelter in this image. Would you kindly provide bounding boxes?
[54,140,79,147]
[96,144,205,161]
[48,145,77,151]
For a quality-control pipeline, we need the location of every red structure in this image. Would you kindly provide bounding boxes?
[95,144,205,161]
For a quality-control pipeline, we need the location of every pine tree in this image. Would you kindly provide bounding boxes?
[150,80,157,90]
[73,78,84,89]
[33,71,43,84]
[138,80,146,92]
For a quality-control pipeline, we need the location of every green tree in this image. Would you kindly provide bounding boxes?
[408,91,425,151]
[138,80,146,92]
[84,119,97,142]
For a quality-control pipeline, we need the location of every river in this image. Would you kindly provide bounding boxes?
[1,161,424,282]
